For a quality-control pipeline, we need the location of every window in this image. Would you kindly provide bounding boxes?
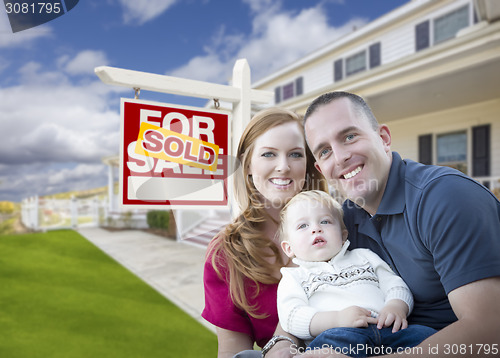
[437,131,467,173]
[282,82,294,101]
[346,51,366,76]
[333,43,381,82]
[418,126,491,177]
[274,76,304,104]
[434,5,469,45]
[416,5,471,52]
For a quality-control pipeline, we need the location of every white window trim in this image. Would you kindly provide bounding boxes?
[428,2,472,47]
[432,127,471,176]
[344,49,368,78]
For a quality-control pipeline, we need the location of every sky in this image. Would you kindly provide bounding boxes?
[0,0,408,202]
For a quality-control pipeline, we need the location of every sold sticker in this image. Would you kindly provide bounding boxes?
[135,122,219,172]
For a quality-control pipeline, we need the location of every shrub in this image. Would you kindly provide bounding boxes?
[0,201,15,214]
[147,210,169,230]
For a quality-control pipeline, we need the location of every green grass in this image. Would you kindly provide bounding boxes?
[0,230,217,358]
[0,216,16,235]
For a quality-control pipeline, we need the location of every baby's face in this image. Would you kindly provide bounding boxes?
[281,200,345,262]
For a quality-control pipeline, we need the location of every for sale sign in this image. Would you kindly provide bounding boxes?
[120,99,231,209]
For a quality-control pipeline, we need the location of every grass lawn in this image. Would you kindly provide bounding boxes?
[0,230,217,358]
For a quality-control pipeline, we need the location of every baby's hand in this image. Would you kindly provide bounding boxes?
[377,299,409,332]
[339,306,378,328]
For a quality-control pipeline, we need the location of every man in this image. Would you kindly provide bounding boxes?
[300,91,500,357]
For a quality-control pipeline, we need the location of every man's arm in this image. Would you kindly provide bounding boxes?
[298,277,500,358]
[412,277,500,357]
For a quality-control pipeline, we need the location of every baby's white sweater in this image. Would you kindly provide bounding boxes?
[277,240,414,340]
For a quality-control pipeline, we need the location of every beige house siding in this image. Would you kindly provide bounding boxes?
[381,22,415,64]
[251,0,500,195]
[262,0,478,108]
[388,99,500,177]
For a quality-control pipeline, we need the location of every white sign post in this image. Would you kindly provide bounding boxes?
[95,59,273,212]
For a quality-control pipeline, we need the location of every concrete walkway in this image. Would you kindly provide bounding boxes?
[77,228,215,333]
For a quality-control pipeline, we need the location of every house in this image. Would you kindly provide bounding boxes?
[252,0,500,196]
[101,0,500,245]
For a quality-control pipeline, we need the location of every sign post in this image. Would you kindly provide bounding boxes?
[95,59,273,211]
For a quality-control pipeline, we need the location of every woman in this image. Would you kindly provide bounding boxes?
[202,108,327,357]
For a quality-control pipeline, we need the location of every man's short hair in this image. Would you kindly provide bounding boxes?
[304,91,379,130]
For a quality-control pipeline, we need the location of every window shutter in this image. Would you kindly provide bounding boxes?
[416,20,430,51]
[295,77,303,96]
[274,87,281,104]
[369,42,381,69]
[334,59,343,82]
[472,124,490,177]
[418,134,432,165]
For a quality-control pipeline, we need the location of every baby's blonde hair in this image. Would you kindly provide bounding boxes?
[278,190,345,242]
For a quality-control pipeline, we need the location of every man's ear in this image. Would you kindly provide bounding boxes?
[378,124,392,153]
[281,241,295,258]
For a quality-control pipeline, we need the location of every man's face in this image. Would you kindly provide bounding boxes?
[304,98,392,214]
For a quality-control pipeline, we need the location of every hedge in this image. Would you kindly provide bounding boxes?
[146,210,170,230]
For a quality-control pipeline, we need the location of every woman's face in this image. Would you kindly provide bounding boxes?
[248,122,307,209]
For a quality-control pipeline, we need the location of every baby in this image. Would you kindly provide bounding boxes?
[277,190,435,357]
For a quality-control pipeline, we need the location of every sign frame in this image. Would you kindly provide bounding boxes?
[119,98,232,210]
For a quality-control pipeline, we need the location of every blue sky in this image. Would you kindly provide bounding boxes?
[0,0,408,202]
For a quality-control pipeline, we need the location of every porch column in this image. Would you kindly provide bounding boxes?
[107,163,114,213]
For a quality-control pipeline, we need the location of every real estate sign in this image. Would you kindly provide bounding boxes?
[120,99,230,209]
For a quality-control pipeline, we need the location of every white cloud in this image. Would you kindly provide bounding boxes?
[0,23,52,48]
[118,0,178,25]
[166,52,230,84]
[242,0,277,14]
[0,78,121,165]
[60,50,110,75]
[0,163,109,201]
[0,60,126,201]
[46,163,108,188]
[168,2,367,83]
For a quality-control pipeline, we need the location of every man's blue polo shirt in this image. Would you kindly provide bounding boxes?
[343,152,500,330]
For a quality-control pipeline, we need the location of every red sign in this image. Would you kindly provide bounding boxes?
[120,99,230,209]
